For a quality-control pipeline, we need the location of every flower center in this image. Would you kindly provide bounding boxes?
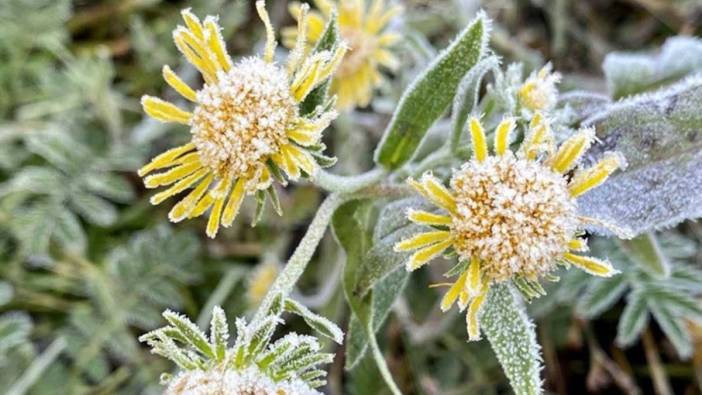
[336,27,375,78]
[191,57,297,179]
[449,153,577,281]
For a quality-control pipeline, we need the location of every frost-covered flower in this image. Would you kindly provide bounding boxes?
[518,63,561,112]
[394,114,626,340]
[141,304,339,395]
[139,3,346,237]
[165,367,321,395]
[283,0,402,111]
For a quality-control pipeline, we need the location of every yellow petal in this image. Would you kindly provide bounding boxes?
[287,3,309,74]
[284,144,317,176]
[567,238,588,252]
[374,49,399,70]
[222,178,247,227]
[494,117,515,156]
[138,143,196,176]
[141,96,192,124]
[173,27,217,83]
[407,239,453,271]
[465,256,482,298]
[441,270,469,312]
[150,169,208,205]
[168,173,214,222]
[204,16,233,72]
[181,8,205,40]
[521,112,552,160]
[407,209,452,226]
[144,160,202,188]
[162,65,197,102]
[255,1,277,63]
[394,230,451,252]
[420,174,457,214]
[469,117,488,162]
[563,253,618,277]
[466,283,489,341]
[205,177,232,238]
[569,152,626,197]
[551,127,595,173]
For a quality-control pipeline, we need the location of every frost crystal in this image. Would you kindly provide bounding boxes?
[165,367,322,395]
[192,58,296,178]
[450,153,577,281]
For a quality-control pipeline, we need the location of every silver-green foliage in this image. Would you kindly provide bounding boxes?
[579,77,702,236]
[481,285,543,395]
[603,36,702,99]
[375,12,490,169]
[141,296,341,389]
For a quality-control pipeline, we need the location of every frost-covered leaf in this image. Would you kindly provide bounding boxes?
[81,173,134,203]
[345,268,408,370]
[450,55,501,149]
[375,12,490,169]
[0,312,32,359]
[604,36,702,99]
[616,291,649,348]
[69,192,118,227]
[299,11,338,116]
[576,275,627,319]
[648,301,692,358]
[482,285,543,395]
[618,233,670,277]
[579,77,702,236]
[284,298,344,344]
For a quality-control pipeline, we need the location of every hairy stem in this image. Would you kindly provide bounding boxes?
[315,167,387,194]
[253,193,347,323]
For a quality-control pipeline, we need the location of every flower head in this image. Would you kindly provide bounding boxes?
[518,63,561,112]
[284,0,402,111]
[139,3,346,238]
[394,114,626,340]
[166,367,321,395]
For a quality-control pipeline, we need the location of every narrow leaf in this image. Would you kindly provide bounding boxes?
[482,285,543,395]
[375,12,490,169]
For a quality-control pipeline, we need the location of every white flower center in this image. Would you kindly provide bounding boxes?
[449,153,577,281]
[191,57,297,178]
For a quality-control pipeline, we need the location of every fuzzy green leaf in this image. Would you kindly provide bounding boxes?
[284,298,344,344]
[299,11,338,116]
[579,77,702,236]
[482,285,543,395]
[616,291,649,348]
[618,233,670,277]
[375,12,490,169]
[604,36,702,99]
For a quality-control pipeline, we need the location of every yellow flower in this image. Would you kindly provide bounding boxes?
[139,3,346,238]
[283,0,402,111]
[518,63,561,112]
[394,114,626,340]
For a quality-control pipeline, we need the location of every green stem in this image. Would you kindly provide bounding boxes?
[196,268,245,328]
[367,325,402,395]
[8,336,67,395]
[252,193,347,323]
[315,167,387,194]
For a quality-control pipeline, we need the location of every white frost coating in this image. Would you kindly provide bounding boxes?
[579,77,702,236]
[165,366,322,395]
[252,194,346,323]
[604,36,702,98]
[481,285,543,395]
